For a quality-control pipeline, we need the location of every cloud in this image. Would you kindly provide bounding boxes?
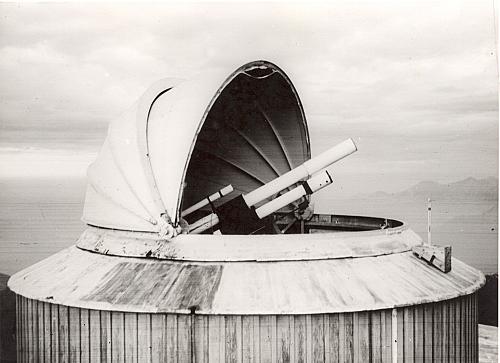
[0,147,97,179]
[0,1,497,193]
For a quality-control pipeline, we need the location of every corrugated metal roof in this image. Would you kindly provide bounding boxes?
[8,244,484,315]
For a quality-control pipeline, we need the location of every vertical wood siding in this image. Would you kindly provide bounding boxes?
[16,293,478,362]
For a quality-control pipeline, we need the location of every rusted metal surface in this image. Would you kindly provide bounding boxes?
[76,223,421,262]
[15,294,480,362]
[9,245,484,315]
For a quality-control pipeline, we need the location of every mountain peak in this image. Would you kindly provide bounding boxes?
[398,177,498,201]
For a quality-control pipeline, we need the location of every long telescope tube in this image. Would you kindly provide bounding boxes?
[254,170,333,219]
[182,185,233,217]
[242,138,357,207]
[190,169,333,234]
[190,213,219,234]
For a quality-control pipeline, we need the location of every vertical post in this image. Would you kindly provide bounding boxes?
[391,308,398,363]
[427,198,432,246]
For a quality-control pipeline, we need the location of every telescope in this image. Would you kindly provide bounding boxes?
[181,184,234,217]
[188,138,357,234]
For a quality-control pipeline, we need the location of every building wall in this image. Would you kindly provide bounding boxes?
[16,293,478,363]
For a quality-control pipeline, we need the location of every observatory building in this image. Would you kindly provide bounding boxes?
[9,61,484,362]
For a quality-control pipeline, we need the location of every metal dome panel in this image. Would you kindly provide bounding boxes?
[82,61,310,234]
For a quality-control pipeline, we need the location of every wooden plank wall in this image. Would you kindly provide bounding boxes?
[16,294,478,363]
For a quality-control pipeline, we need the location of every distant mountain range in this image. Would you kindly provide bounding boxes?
[362,177,498,201]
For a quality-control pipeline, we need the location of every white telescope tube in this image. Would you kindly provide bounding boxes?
[189,213,219,234]
[182,185,233,217]
[190,170,333,234]
[255,170,333,219]
[243,138,356,207]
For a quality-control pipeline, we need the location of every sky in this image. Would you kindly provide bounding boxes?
[0,1,497,196]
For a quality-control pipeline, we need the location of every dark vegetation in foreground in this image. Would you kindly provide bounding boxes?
[479,273,498,326]
[0,274,15,362]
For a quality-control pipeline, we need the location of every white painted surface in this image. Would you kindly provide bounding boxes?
[8,244,484,315]
[81,61,310,234]
[255,170,332,218]
[182,185,233,217]
[243,138,356,207]
[77,224,422,261]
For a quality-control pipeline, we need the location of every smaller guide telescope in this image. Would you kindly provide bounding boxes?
[188,138,357,235]
[181,185,234,218]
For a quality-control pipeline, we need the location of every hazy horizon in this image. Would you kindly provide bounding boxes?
[0,1,498,197]
[0,6,497,363]
[1,172,497,275]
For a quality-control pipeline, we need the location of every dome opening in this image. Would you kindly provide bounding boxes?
[80,60,367,236]
[180,62,311,232]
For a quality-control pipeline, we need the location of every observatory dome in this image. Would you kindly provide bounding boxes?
[82,60,310,235]
[9,60,484,362]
